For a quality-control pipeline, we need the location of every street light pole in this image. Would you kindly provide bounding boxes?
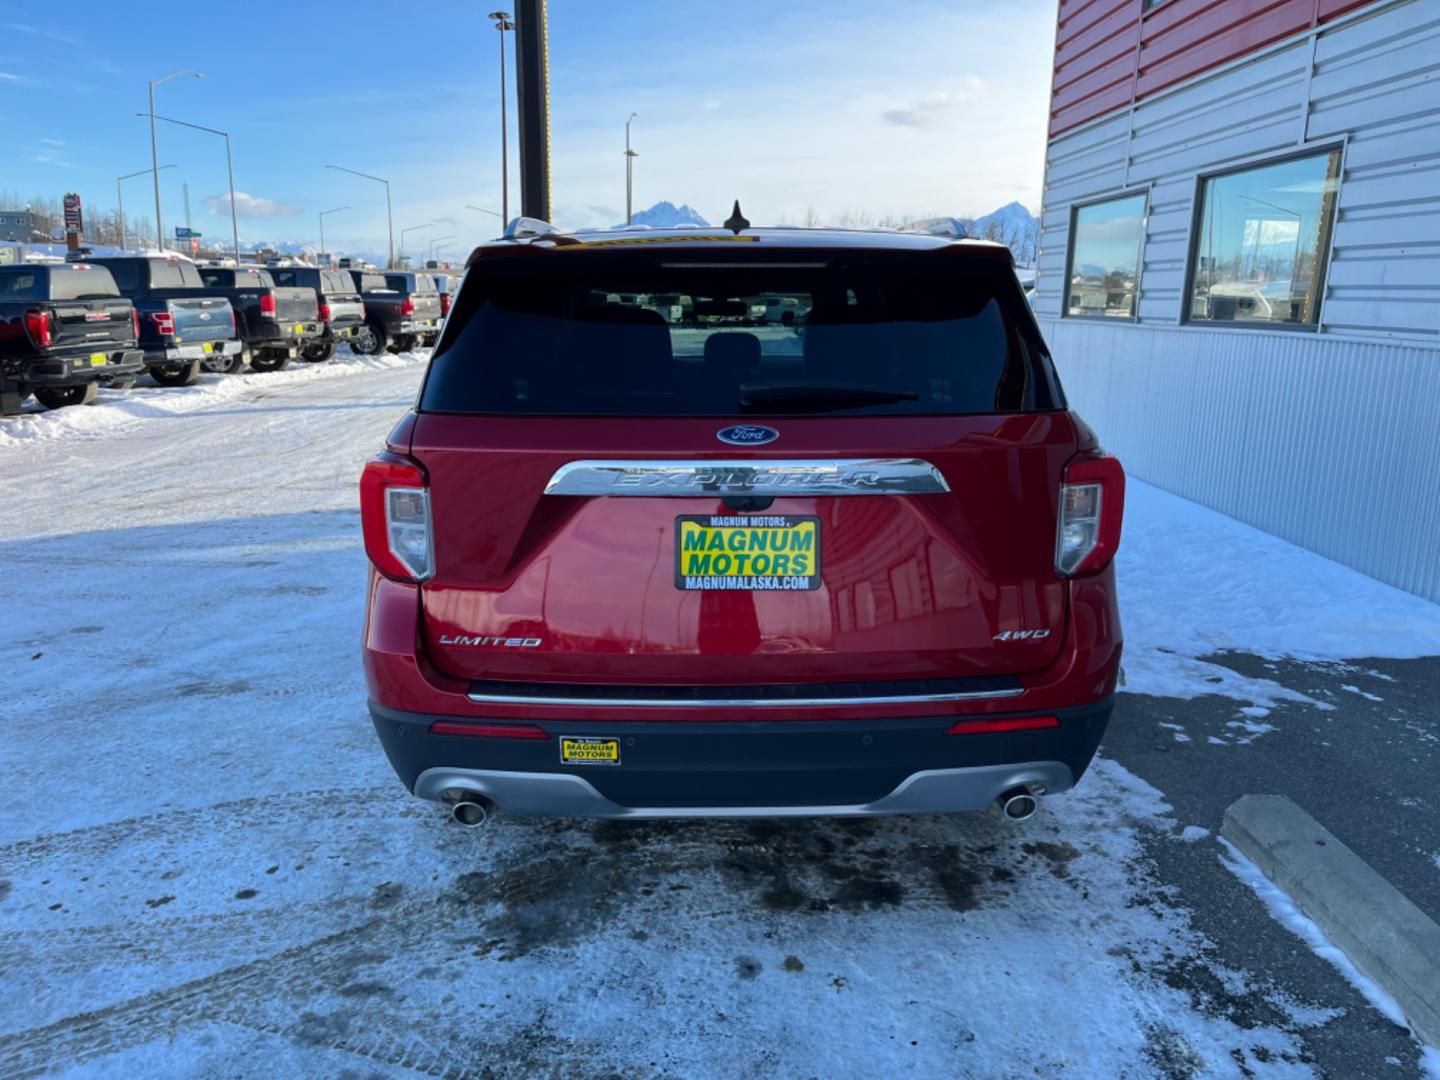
[488,12,514,225]
[401,223,435,266]
[147,70,203,251]
[428,235,457,263]
[327,164,394,268]
[117,164,175,250]
[139,112,238,258]
[624,112,638,226]
[319,206,349,266]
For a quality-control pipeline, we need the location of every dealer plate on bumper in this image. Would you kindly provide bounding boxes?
[560,737,620,766]
[675,514,820,590]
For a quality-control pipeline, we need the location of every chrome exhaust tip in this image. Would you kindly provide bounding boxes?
[998,787,1039,822]
[445,791,496,828]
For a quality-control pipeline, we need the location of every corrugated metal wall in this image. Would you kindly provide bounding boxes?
[1050,0,1377,137]
[1036,0,1440,601]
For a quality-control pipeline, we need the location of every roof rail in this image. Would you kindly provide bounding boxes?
[504,216,563,239]
[905,216,969,239]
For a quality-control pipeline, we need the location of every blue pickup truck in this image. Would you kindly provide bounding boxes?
[88,256,243,386]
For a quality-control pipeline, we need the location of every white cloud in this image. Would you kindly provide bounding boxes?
[204,191,300,220]
[881,77,986,130]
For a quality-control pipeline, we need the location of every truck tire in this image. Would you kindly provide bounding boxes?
[1,388,27,416]
[204,350,246,375]
[301,342,335,363]
[351,324,387,355]
[250,350,291,373]
[34,382,99,409]
[392,334,417,353]
[150,360,203,387]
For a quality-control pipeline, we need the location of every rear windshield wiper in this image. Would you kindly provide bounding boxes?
[739,381,919,412]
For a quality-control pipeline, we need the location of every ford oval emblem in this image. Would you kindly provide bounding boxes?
[716,424,779,446]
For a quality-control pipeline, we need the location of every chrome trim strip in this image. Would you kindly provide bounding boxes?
[465,686,1023,707]
[543,458,950,497]
[414,761,1075,818]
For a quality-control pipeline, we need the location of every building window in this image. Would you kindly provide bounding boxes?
[1065,193,1147,319]
[1187,148,1342,328]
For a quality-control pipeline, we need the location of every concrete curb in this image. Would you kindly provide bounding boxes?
[1221,794,1440,1049]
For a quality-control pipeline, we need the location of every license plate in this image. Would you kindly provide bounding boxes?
[202,343,213,354]
[89,353,107,366]
[560,737,620,766]
[293,324,305,333]
[675,514,820,591]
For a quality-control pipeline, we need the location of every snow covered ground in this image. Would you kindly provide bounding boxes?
[1,361,1437,1077]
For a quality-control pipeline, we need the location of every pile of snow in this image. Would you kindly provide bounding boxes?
[0,349,428,449]
[1119,479,1440,709]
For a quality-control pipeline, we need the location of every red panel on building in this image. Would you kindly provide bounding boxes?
[1049,0,1381,138]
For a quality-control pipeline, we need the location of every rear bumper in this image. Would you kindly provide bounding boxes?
[398,319,439,334]
[371,698,1112,817]
[21,349,145,385]
[145,341,241,365]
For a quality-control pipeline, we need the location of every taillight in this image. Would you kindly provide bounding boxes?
[440,293,451,316]
[150,310,175,337]
[360,452,433,582]
[259,292,276,316]
[23,309,53,349]
[131,308,140,341]
[400,297,415,317]
[946,715,1060,736]
[318,301,332,323]
[1056,454,1125,576]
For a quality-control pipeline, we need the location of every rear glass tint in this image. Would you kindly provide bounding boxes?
[357,273,390,292]
[49,267,120,301]
[422,250,1060,417]
[322,271,351,293]
[0,270,41,300]
[148,260,188,289]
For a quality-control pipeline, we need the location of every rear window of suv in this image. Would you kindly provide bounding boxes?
[422,248,1062,417]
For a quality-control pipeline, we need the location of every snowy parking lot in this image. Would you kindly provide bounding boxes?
[2,357,1438,1078]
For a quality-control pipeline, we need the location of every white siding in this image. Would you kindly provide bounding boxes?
[1035,0,1440,602]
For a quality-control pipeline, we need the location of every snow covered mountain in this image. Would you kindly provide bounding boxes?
[970,201,1039,265]
[620,201,710,228]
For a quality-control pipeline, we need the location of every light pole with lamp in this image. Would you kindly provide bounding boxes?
[147,69,203,251]
[428,235,457,264]
[327,164,394,268]
[117,164,175,249]
[401,223,434,267]
[318,206,349,267]
[137,112,239,259]
[488,11,514,225]
[624,112,638,225]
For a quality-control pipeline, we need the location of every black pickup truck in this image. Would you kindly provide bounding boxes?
[266,266,364,363]
[346,270,442,354]
[0,263,145,414]
[87,256,244,385]
[194,266,321,371]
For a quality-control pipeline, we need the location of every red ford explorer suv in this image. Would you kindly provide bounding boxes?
[362,219,1124,826]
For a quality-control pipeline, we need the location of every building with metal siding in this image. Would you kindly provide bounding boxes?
[1035,0,1440,602]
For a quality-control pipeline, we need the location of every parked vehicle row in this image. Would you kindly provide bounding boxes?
[0,254,444,416]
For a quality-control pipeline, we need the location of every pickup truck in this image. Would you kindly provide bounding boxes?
[87,256,244,385]
[0,263,145,413]
[266,267,363,363]
[346,270,442,354]
[193,266,321,372]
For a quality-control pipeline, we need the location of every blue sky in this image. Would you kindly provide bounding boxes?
[2,0,1055,257]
